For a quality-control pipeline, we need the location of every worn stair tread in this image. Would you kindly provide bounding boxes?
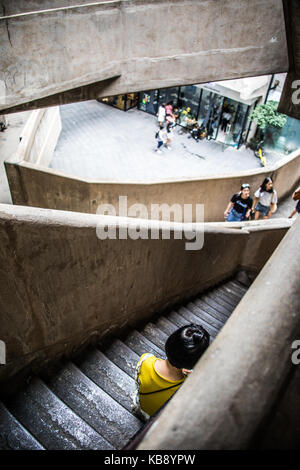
[104,339,139,379]
[193,298,231,323]
[165,310,189,328]
[76,349,135,413]
[155,317,179,336]
[44,362,141,449]
[190,298,229,323]
[124,330,165,358]
[186,301,226,330]
[207,290,239,312]
[218,283,244,302]
[203,293,233,315]
[0,401,45,450]
[212,287,240,308]
[227,281,247,296]
[140,323,168,352]
[177,306,218,338]
[201,295,233,317]
[4,378,113,450]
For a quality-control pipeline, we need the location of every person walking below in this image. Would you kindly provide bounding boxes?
[155,124,167,154]
[252,177,277,220]
[288,186,300,218]
[157,103,166,126]
[164,121,174,150]
[224,184,253,222]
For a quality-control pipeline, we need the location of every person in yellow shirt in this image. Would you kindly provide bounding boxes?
[132,324,210,419]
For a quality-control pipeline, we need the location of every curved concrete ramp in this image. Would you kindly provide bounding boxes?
[0,0,288,113]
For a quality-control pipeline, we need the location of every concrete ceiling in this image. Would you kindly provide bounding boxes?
[0,0,296,116]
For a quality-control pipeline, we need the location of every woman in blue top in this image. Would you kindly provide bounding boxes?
[224,184,253,222]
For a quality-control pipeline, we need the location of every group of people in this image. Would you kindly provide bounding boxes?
[224,177,278,222]
[224,177,300,222]
[155,102,179,154]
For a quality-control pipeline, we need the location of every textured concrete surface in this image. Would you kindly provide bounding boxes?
[0,0,288,113]
[0,112,30,203]
[0,203,290,384]
[51,101,284,180]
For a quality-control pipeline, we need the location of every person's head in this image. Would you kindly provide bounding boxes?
[261,177,273,193]
[159,123,164,129]
[161,103,166,108]
[240,183,250,199]
[165,324,210,370]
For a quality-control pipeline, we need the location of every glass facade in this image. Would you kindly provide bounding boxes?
[137,85,250,148]
[264,73,300,154]
[99,93,138,112]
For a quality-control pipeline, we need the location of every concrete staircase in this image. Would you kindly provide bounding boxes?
[0,278,248,450]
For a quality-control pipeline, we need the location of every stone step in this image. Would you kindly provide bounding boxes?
[44,361,141,449]
[155,317,179,336]
[104,339,139,379]
[176,306,218,338]
[186,301,226,330]
[0,401,45,450]
[140,322,168,352]
[76,349,135,413]
[4,378,113,450]
[124,330,165,358]
[212,287,240,308]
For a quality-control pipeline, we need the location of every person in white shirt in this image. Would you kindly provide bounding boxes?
[157,103,166,125]
[155,124,167,154]
[251,177,277,220]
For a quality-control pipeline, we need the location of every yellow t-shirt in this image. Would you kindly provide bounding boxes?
[136,353,185,417]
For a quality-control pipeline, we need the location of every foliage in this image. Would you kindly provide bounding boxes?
[249,100,287,130]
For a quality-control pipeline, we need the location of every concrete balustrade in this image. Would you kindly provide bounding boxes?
[5,117,300,221]
[0,202,292,391]
[138,215,300,449]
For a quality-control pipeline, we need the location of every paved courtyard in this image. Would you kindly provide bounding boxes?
[51,100,283,181]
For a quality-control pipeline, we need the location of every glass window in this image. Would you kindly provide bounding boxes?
[138,90,159,115]
[157,87,179,108]
[197,90,224,139]
[177,85,201,127]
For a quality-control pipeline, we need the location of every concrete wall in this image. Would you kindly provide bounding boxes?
[13,107,61,167]
[138,215,300,450]
[0,203,292,390]
[5,143,300,222]
[0,0,288,113]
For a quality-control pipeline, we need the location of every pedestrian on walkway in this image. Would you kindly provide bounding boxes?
[155,124,167,154]
[288,186,300,218]
[224,183,253,222]
[164,121,174,150]
[251,177,277,220]
[157,103,166,126]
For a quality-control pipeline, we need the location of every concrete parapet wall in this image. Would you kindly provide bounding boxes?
[14,107,61,167]
[5,147,300,222]
[0,204,292,388]
[138,216,300,450]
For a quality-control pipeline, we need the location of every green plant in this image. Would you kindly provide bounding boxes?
[249,100,287,130]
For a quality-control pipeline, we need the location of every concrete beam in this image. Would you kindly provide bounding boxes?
[278,0,300,118]
[0,0,288,113]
